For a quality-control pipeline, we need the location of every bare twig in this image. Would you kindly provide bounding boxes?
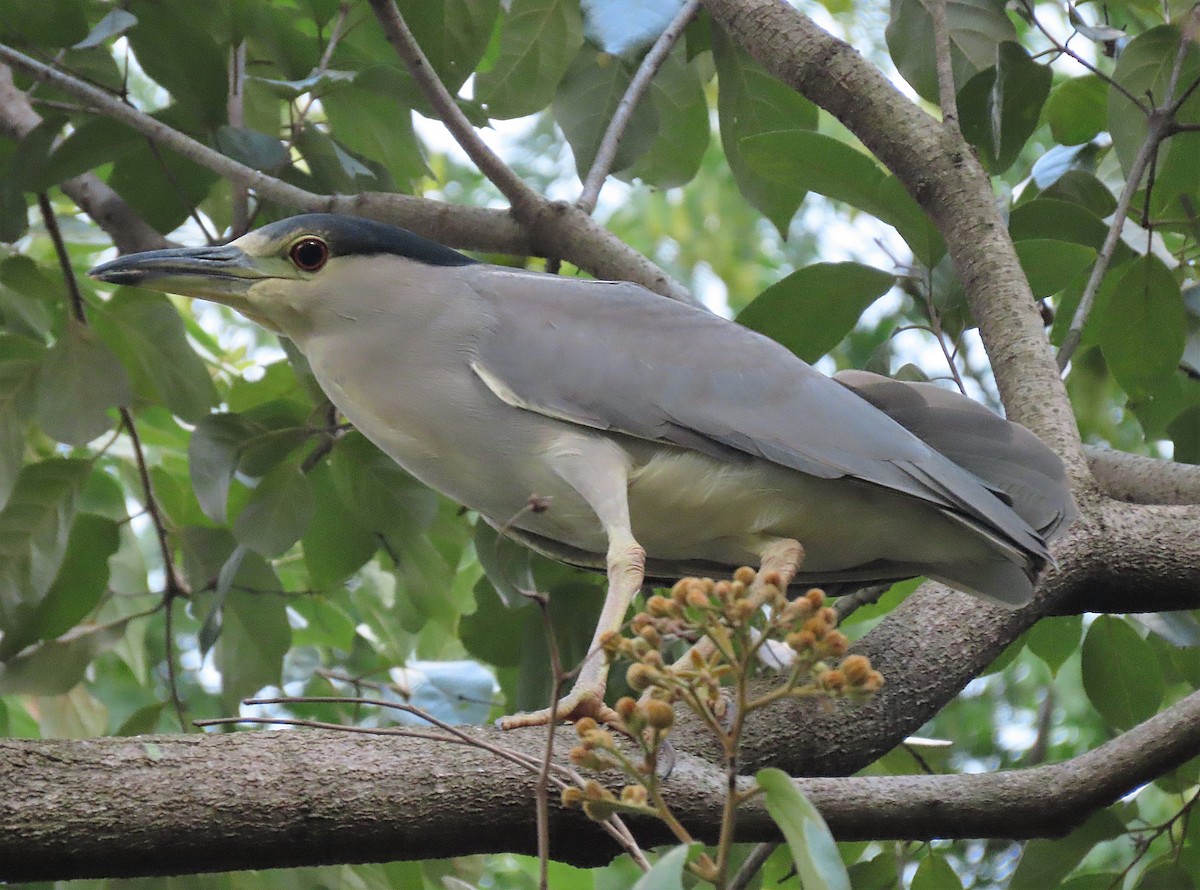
[1020,1,1149,114]
[1056,110,1171,370]
[36,191,190,729]
[365,0,541,214]
[228,42,249,237]
[926,0,959,132]
[728,841,779,890]
[577,0,702,213]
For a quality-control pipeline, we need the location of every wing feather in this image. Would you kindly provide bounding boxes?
[466,266,1053,560]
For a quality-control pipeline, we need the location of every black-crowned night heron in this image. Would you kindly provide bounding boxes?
[90,214,1075,727]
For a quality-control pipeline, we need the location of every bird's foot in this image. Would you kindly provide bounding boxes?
[497,688,620,730]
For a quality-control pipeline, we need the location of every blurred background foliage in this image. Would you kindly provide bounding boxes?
[0,0,1199,886]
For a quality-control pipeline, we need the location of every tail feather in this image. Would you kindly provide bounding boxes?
[834,370,1077,544]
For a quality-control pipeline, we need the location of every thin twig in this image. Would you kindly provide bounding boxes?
[728,842,779,890]
[1020,0,1149,114]
[1057,109,1173,370]
[37,192,190,728]
[37,193,86,323]
[228,42,249,237]
[530,592,568,890]
[834,582,892,621]
[365,0,540,214]
[926,0,960,132]
[576,0,701,213]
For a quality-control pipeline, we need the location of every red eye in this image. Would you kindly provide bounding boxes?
[290,237,329,272]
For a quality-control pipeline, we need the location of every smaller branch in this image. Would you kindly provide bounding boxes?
[1085,447,1200,505]
[36,194,86,323]
[1060,12,1200,369]
[365,0,541,214]
[1057,111,1171,370]
[728,842,779,890]
[577,0,701,213]
[926,0,960,132]
[37,190,189,728]
[1020,1,1149,113]
[228,42,249,237]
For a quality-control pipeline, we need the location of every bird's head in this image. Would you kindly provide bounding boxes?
[88,213,476,335]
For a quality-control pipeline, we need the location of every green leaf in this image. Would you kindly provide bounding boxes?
[1009,811,1125,889]
[0,459,89,657]
[34,320,132,446]
[473,520,537,608]
[0,0,88,47]
[554,48,658,179]
[402,0,502,94]
[757,767,850,890]
[623,49,709,189]
[1091,255,1186,397]
[958,43,1051,173]
[1081,615,1164,730]
[0,619,128,696]
[631,844,692,890]
[327,433,439,537]
[214,126,289,173]
[1169,404,1200,464]
[216,583,291,708]
[322,83,425,189]
[911,854,963,890]
[0,356,39,510]
[461,576,527,668]
[0,513,120,660]
[738,262,896,362]
[739,131,942,266]
[1026,615,1082,675]
[125,0,227,131]
[294,127,385,193]
[713,28,817,236]
[886,0,1017,103]
[31,117,142,192]
[302,464,378,588]
[475,0,584,119]
[92,290,218,423]
[0,118,62,241]
[73,8,138,49]
[1039,170,1117,219]
[254,69,358,100]
[1045,75,1107,146]
[989,43,1051,170]
[1013,240,1096,298]
[189,413,263,523]
[108,141,220,234]
[1109,27,1200,191]
[233,464,314,558]
[1008,199,1109,251]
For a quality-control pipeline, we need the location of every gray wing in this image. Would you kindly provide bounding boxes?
[832,370,1076,540]
[466,266,1050,560]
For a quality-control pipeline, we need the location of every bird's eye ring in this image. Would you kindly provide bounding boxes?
[290,237,329,272]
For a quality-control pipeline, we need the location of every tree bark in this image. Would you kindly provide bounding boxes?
[4,688,1199,881]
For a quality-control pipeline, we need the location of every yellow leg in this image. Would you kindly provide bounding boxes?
[499,537,645,730]
[499,434,645,730]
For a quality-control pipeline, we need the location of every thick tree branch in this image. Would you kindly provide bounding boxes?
[0,64,167,253]
[1087,447,1200,505]
[0,43,693,303]
[700,0,1084,474]
[3,686,1198,881]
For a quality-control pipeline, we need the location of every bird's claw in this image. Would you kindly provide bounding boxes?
[496,689,620,730]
